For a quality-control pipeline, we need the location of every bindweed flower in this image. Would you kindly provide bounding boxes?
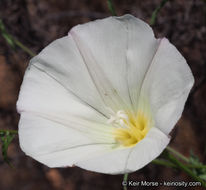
[17,14,194,174]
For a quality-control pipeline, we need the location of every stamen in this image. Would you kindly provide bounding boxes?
[107,109,152,147]
[107,110,129,129]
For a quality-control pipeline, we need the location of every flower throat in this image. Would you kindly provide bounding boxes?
[108,110,152,147]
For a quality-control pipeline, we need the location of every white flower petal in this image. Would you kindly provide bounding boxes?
[17,65,117,167]
[19,113,116,167]
[76,127,169,174]
[126,127,170,172]
[140,38,194,134]
[70,16,130,111]
[70,14,159,112]
[117,15,160,112]
[30,35,109,117]
[17,65,107,123]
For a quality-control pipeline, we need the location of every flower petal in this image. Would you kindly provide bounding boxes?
[70,14,159,112]
[117,15,160,112]
[17,65,117,167]
[19,113,116,167]
[17,65,107,123]
[140,38,194,134]
[70,16,130,111]
[30,35,109,117]
[76,127,170,174]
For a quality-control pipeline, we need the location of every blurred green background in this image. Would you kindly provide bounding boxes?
[0,0,206,189]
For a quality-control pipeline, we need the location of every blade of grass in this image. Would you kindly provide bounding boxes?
[107,0,117,16]
[0,130,17,166]
[0,19,36,57]
[150,0,169,25]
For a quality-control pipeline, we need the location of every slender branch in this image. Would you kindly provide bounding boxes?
[107,0,117,16]
[166,146,189,163]
[167,152,206,188]
[150,0,169,25]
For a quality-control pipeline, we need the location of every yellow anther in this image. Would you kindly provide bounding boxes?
[109,110,152,147]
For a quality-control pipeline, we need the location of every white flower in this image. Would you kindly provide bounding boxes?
[17,14,194,174]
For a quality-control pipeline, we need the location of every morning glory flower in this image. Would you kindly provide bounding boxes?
[17,14,194,174]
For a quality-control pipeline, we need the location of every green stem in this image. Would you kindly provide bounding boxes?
[123,173,128,190]
[0,129,18,135]
[107,0,117,16]
[0,19,35,57]
[152,159,177,168]
[152,158,206,170]
[167,152,206,188]
[150,0,169,25]
[166,146,189,163]
[13,38,36,57]
[186,164,206,169]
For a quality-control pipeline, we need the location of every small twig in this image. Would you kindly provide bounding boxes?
[150,0,169,25]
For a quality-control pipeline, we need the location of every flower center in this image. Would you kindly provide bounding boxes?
[108,110,151,147]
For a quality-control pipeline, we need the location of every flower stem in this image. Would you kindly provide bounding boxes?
[186,164,206,169]
[166,146,189,163]
[167,152,206,188]
[123,173,128,190]
[152,159,177,168]
[153,158,206,170]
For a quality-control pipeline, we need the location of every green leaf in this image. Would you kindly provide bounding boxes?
[107,0,117,16]
[199,174,206,180]
[0,19,16,48]
[0,131,16,165]
[150,0,169,25]
[0,19,35,56]
[189,150,206,179]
